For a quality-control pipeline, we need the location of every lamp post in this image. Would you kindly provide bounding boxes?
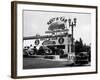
[68,18,77,52]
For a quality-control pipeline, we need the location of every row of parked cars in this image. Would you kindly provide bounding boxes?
[23,46,64,56]
[23,46,90,65]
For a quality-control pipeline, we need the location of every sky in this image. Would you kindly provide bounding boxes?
[23,10,91,45]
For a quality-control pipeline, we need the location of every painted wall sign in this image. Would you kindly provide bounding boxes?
[42,40,56,45]
[58,37,64,44]
[35,39,40,45]
[40,37,57,41]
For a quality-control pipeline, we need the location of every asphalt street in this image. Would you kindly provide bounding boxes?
[23,57,71,69]
[23,57,90,69]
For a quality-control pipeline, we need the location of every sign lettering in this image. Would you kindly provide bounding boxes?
[47,17,67,25]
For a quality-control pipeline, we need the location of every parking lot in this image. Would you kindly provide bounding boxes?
[23,56,90,69]
[23,57,72,69]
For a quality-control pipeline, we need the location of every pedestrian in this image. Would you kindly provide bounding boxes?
[33,46,38,55]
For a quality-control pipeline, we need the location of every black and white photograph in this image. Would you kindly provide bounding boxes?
[11,1,97,78]
[23,10,91,69]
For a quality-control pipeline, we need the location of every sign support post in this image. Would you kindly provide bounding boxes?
[68,18,77,52]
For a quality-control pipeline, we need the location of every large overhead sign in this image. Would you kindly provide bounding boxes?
[47,17,67,25]
[47,17,67,31]
[48,22,65,31]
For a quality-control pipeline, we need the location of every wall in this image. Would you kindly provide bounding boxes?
[0,0,99,80]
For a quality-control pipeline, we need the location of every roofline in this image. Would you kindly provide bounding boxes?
[23,34,72,40]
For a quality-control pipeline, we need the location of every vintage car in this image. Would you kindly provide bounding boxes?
[23,46,37,56]
[75,52,89,65]
[23,46,30,56]
[38,46,52,55]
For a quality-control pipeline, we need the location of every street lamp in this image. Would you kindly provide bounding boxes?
[68,18,77,52]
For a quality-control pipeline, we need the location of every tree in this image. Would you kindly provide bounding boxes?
[75,38,91,60]
[75,38,83,53]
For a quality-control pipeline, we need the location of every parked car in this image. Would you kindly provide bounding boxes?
[23,46,36,56]
[75,52,89,65]
[23,46,30,56]
[38,46,52,55]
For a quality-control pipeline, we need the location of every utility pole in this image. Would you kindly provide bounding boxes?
[68,18,77,52]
